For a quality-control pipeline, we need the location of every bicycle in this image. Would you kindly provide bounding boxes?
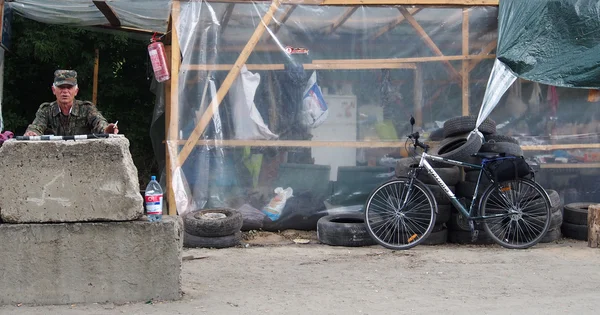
[364,119,552,250]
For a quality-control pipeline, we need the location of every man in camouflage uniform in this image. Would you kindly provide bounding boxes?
[24,70,118,136]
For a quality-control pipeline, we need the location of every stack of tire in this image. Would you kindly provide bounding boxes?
[445,121,564,244]
[395,157,459,245]
[561,202,594,241]
[426,116,492,244]
[183,208,244,248]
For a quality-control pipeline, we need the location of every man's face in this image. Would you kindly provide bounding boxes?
[52,84,79,105]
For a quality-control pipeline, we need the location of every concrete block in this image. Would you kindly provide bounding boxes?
[0,137,143,223]
[0,216,183,305]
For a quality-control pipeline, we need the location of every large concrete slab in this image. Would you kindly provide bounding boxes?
[0,137,143,223]
[0,216,183,305]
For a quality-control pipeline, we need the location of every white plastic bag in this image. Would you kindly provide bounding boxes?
[261,187,294,221]
[231,65,278,140]
[300,71,329,128]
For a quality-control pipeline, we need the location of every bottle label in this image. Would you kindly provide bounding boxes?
[145,194,163,215]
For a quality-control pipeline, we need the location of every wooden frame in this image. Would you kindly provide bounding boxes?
[163,0,506,215]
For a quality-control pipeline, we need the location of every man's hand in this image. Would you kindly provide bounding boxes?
[24,131,38,137]
[104,123,119,134]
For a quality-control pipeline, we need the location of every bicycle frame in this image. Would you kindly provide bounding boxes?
[414,152,500,221]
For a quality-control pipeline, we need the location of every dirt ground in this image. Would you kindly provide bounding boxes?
[2,231,600,315]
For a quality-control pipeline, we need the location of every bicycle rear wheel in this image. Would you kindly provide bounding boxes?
[480,178,551,249]
[364,178,437,250]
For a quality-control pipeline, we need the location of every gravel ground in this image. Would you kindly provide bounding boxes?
[1,236,599,315]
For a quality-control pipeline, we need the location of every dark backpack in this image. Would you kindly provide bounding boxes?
[485,156,533,182]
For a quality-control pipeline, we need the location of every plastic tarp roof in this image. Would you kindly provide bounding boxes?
[496,0,600,89]
[7,0,172,33]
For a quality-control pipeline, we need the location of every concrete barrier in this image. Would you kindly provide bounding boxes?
[0,216,183,305]
[0,137,143,223]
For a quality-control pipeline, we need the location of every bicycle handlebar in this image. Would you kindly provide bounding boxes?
[407,132,430,151]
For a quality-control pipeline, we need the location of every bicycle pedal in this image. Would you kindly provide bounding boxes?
[471,229,479,242]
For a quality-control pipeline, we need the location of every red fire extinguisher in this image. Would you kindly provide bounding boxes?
[148,33,170,82]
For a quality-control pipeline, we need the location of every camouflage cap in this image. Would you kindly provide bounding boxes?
[54,70,77,86]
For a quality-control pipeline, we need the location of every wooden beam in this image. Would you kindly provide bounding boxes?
[173,139,409,148]
[164,44,175,216]
[467,40,496,72]
[399,6,462,82]
[312,54,494,64]
[539,163,600,169]
[183,61,417,71]
[522,143,600,151]
[326,7,359,35]
[93,25,161,36]
[219,3,235,35]
[461,7,469,115]
[166,1,181,216]
[181,55,494,72]
[271,4,297,36]
[414,65,423,127]
[93,1,121,27]
[371,7,421,40]
[176,0,283,167]
[93,48,99,105]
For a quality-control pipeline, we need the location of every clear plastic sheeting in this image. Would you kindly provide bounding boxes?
[8,0,171,33]
[475,59,516,130]
[159,1,597,231]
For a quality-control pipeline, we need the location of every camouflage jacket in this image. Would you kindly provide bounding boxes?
[25,100,109,136]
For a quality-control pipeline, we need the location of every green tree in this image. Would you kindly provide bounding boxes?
[3,15,159,185]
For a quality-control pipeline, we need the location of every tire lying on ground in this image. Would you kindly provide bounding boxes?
[317,213,376,247]
[184,231,242,248]
[540,228,562,243]
[422,228,448,245]
[183,208,243,237]
[563,202,593,225]
[561,222,588,241]
[447,230,494,245]
[443,116,496,138]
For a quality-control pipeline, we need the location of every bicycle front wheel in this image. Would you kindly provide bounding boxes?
[480,178,551,249]
[364,178,437,250]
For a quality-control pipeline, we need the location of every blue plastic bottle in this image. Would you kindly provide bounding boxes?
[144,175,163,222]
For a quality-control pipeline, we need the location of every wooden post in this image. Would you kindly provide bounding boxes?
[588,204,600,248]
[461,8,469,116]
[165,1,181,216]
[93,48,99,105]
[413,65,423,127]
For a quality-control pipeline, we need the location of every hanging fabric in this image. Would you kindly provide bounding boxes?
[587,89,600,102]
[547,86,559,117]
[528,82,543,114]
[506,78,527,119]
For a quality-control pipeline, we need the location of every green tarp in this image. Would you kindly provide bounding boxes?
[497,0,600,89]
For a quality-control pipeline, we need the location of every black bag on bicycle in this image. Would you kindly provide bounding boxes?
[485,156,533,182]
